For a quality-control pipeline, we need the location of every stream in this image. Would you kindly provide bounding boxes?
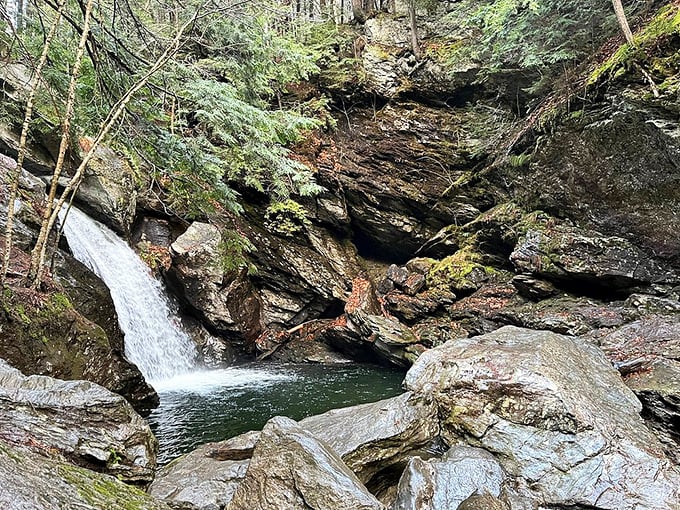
[60,207,404,465]
[147,362,404,464]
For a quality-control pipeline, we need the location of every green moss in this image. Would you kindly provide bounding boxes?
[58,464,156,510]
[588,4,680,86]
[427,246,492,292]
[424,38,467,64]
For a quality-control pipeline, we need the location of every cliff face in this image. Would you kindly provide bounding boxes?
[156,1,680,361]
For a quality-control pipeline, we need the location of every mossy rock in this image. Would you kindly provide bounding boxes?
[0,285,158,412]
[0,440,171,510]
[427,246,494,294]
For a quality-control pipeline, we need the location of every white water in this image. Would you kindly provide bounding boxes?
[60,207,197,383]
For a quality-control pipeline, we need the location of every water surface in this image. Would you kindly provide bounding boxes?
[148,362,405,464]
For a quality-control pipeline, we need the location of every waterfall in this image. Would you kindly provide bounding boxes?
[60,207,197,383]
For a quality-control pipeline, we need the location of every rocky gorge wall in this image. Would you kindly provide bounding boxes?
[1,0,680,508]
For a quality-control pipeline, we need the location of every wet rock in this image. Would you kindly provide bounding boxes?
[0,360,157,485]
[625,293,680,314]
[499,296,627,336]
[0,439,171,510]
[183,316,236,367]
[447,283,524,335]
[510,274,559,300]
[386,264,409,287]
[510,214,677,288]
[624,357,680,464]
[391,446,511,510]
[0,285,159,413]
[347,311,420,367]
[402,273,425,296]
[73,143,137,235]
[265,321,355,364]
[133,216,173,247]
[592,315,680,366]
[512,100,680,261]
[405,326,680,509]
[0,164,46,250]
[228,416,384,510]
[384,289,452,324]
[327,104,499,261]
[245,219,359,332]
[457,494,509,510]
[587,315,680,462]
[301,392,439,486]
[168,221,262,343]
[150,432,260,509]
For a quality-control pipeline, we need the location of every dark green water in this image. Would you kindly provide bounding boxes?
[147,363,405,464]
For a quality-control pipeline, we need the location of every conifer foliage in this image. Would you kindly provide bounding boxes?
[0,0,324,286]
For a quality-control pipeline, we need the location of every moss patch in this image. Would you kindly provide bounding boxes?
[427,246,494,293]
[588,3,680,91]
[58,464,163,510]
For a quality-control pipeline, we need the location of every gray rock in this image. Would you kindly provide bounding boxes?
[510,218,677,288]
[73,143,137,234]
[169,222,262,341]
[624,357,680,464]
[387,264,409,287]
[0,439,171,510]
[512,101,680,261]
[405,326,680,509]
[391,446,509,510]
[0,360,157,485]
[510,274,558,300]
[301,392,439,485]
[457,494,509,510]
[150,432,260,509]
[228,416,384,510]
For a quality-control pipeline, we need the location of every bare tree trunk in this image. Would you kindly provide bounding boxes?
[611,0,659,97]
[352,0,365,23]
[612,0,634,43]
[29,0,96,286]
[1,0,64,285]
[29,7,204,287]
[408,0,421,60]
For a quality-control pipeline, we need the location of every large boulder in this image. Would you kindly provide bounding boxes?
[391,446,514,510]
[168,221,262,344]
[72,143,137,235]
[405,326,680,509]
[300,392,439,486]
[0,360,157,485]
[228,416,384,510]
[150,431,259,509]
[0,439,171,510]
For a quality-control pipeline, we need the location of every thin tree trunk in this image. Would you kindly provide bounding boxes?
[611,0,659,97]
[29,7,203,287]
[612,0,634,43]
[1,0,64,285]
[409,0,421,60]
[29,0,96,286]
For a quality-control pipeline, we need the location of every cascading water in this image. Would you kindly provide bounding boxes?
[60,207,404,466]
[59,206,197,383]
